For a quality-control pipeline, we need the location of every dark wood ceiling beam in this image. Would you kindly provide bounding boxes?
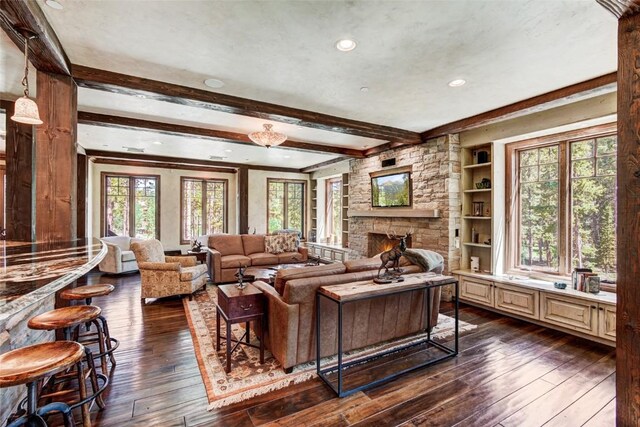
[84,149,303,173]
[91,157,237,174]
[72,65,421,144]
[77,111,364,158]
[596,0,640,18]
[300,157,349,173]
[0,0,71,75]
[420,72,617,141]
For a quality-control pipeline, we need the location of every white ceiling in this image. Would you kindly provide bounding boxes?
[1,0,618,168]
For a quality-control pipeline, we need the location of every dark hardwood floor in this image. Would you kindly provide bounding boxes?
[61,272,615,427]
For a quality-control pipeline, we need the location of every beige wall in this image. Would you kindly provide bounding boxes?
[90,162,237,250]
[247,169,310,236]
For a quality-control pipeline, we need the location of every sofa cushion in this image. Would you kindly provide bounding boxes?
[280,234,297,252]
[274,263,347,295]
[209,235,245,256]
[101,235,131,250]
[277,251,304,264]
[248,252,279,266]
[242,235,266,255]
[121,250,136,262]
[180,264,208,281]
[221,254,252,269]
[265,235,286,254]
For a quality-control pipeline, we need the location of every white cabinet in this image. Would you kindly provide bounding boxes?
[460,276,493,307]
[598,303,616,341]
[540,293,597,334]
[495,283,539,320]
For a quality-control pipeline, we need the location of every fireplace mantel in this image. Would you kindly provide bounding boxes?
[348,209,440,218]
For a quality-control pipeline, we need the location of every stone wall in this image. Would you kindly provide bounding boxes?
[348,135,461,281]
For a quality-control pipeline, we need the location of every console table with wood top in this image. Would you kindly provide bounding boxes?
[316,273,459,397]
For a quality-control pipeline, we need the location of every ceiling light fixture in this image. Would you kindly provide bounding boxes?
[360,87,369,93]
[11,30,42,125]
[204,78,225,89]
[45,0,63,9]
[225,149,232,153]
[448,79,466,87]
[284,155,291,159]
[335,39,357,52]
[152,141,163,145]
[248,123,287,148]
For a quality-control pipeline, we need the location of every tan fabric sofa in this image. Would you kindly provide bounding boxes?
[206,234,308,283]
[98,236,141,274]
[252,255,443,371]
[131,239,208,303]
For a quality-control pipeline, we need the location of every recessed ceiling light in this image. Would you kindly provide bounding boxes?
[152,141,163,145]
[284,155,291,159]
[335,39,357,52]
[204,78,225,89]
[448,79,466,87]
[45,0,63,10]
[225,149,232,153]
[360,87,369,93]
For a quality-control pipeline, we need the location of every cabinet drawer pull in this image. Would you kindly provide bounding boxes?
[240,304,253,311]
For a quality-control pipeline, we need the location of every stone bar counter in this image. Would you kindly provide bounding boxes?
[0,238,106,423]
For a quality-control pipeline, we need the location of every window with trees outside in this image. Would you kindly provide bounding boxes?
[181,177,227,244]
[103,174,159,239]
[507,126,617,284]
[325,178,342,245]
[267,179,305,236]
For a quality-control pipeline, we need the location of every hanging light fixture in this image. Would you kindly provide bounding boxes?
[248,123,287,148]
[11,31,42,125]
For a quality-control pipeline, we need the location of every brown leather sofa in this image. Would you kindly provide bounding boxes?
[206,234,308,283]
[252,256,443,371]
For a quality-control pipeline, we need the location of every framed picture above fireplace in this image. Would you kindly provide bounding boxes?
[371,169,412,208]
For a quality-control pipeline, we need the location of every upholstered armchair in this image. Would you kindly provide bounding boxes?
[130,239,208,303]
[98,236,140,274]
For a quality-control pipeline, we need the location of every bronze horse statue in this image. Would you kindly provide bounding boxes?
[378,229,413,277]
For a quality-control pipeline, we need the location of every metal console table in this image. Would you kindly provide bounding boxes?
[316,273,459,397]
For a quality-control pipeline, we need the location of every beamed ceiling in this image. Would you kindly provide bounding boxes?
[0,0,618,168]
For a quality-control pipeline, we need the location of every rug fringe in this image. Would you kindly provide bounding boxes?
[206,371,316,410]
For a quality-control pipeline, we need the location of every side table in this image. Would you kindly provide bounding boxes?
[187,250,207,264]
[216,284,265,373]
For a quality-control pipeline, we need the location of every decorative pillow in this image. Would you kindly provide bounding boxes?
[265,235,286,254]
[280,233,297,252]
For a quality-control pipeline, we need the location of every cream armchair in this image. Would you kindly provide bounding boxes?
[131,239,208,303]
[98,236,140,274]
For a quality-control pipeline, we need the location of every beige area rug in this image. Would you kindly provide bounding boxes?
[183,285,477,410]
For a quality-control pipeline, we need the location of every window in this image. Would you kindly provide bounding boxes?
[267,179,305,235]
[102,174,159,239]
[325,178,342,244]
[507,126,617,281]
[180,177,227,244]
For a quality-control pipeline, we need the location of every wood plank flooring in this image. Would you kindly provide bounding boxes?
[55,272,615,426]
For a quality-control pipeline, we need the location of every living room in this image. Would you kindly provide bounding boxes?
[0,1,637,426]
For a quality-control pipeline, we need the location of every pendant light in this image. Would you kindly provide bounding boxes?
[248,123,287,148]
[11,32,43,125]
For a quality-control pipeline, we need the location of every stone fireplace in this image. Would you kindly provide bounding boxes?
[367,232,412,257]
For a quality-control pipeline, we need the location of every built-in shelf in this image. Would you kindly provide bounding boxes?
[463,162,492,170]
[348,208,440,218]
[463,242,492,248]
[463,216,492,220]
[464,188,492,193]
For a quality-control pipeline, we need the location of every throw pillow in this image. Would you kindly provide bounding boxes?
[280,233,297,252]
[265,235,285,254]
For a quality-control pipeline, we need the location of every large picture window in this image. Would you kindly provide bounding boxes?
[180,177,227,244]
[102,174,159,239]
[267,179,305,235]
[507,125,617,282]
[325,178,342,244]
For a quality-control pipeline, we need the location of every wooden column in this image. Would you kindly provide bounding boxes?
[3,100,34,241]
[616,10,640,426]
[238,166,249,234]
[76,153,87,238]
[35,71,78,242]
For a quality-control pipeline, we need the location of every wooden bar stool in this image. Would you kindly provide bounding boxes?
[27,306,109,424]
[0,341,83,427]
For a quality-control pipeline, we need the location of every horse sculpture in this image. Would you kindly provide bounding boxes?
[378,229,413,278]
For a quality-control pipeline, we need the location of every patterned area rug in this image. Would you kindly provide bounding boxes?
[183,285,477,409]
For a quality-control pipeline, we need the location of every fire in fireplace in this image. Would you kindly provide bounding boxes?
[367,232,412,257]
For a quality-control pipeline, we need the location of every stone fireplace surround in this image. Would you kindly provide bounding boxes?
[367,231,413,257]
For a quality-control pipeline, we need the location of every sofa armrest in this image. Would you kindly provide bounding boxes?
[252,281,300,370]
[165,256,197,267]
[296,246,308,261]
[138,261,181,271]
[99,242,123,273]
[207,248,222,282]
